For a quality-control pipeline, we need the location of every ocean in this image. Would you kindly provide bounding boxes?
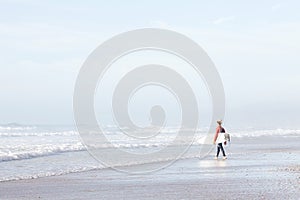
[0,124,299,182]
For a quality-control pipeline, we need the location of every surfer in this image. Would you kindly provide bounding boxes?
[213,120,227,160]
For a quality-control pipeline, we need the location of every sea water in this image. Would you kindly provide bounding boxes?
[0,124,299,182]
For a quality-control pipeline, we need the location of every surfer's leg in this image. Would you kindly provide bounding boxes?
[216,143,221,157]
[219,143,226,157]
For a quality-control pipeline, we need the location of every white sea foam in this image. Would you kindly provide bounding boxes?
[231,128,300,138]
[0,143,85,162]
[0,126,37,131]
[0,131,78,137]
[0,165,105,182]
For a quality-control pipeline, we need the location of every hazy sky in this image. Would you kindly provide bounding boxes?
[0,0,299,128]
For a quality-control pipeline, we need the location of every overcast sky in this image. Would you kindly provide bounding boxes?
[0,0,299,128]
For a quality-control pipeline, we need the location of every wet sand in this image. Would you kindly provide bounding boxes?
[0,136,299,200]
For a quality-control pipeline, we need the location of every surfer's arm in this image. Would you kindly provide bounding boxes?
[213,127,220,144]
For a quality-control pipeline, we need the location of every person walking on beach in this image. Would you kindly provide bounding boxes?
[213,120,227,160]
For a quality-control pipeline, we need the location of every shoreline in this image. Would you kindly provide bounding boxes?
[0,136,299,199]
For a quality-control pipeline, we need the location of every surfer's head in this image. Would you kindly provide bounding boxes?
[217,120,222,125]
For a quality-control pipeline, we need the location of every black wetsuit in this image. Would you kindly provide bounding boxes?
[216,127,226,157]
